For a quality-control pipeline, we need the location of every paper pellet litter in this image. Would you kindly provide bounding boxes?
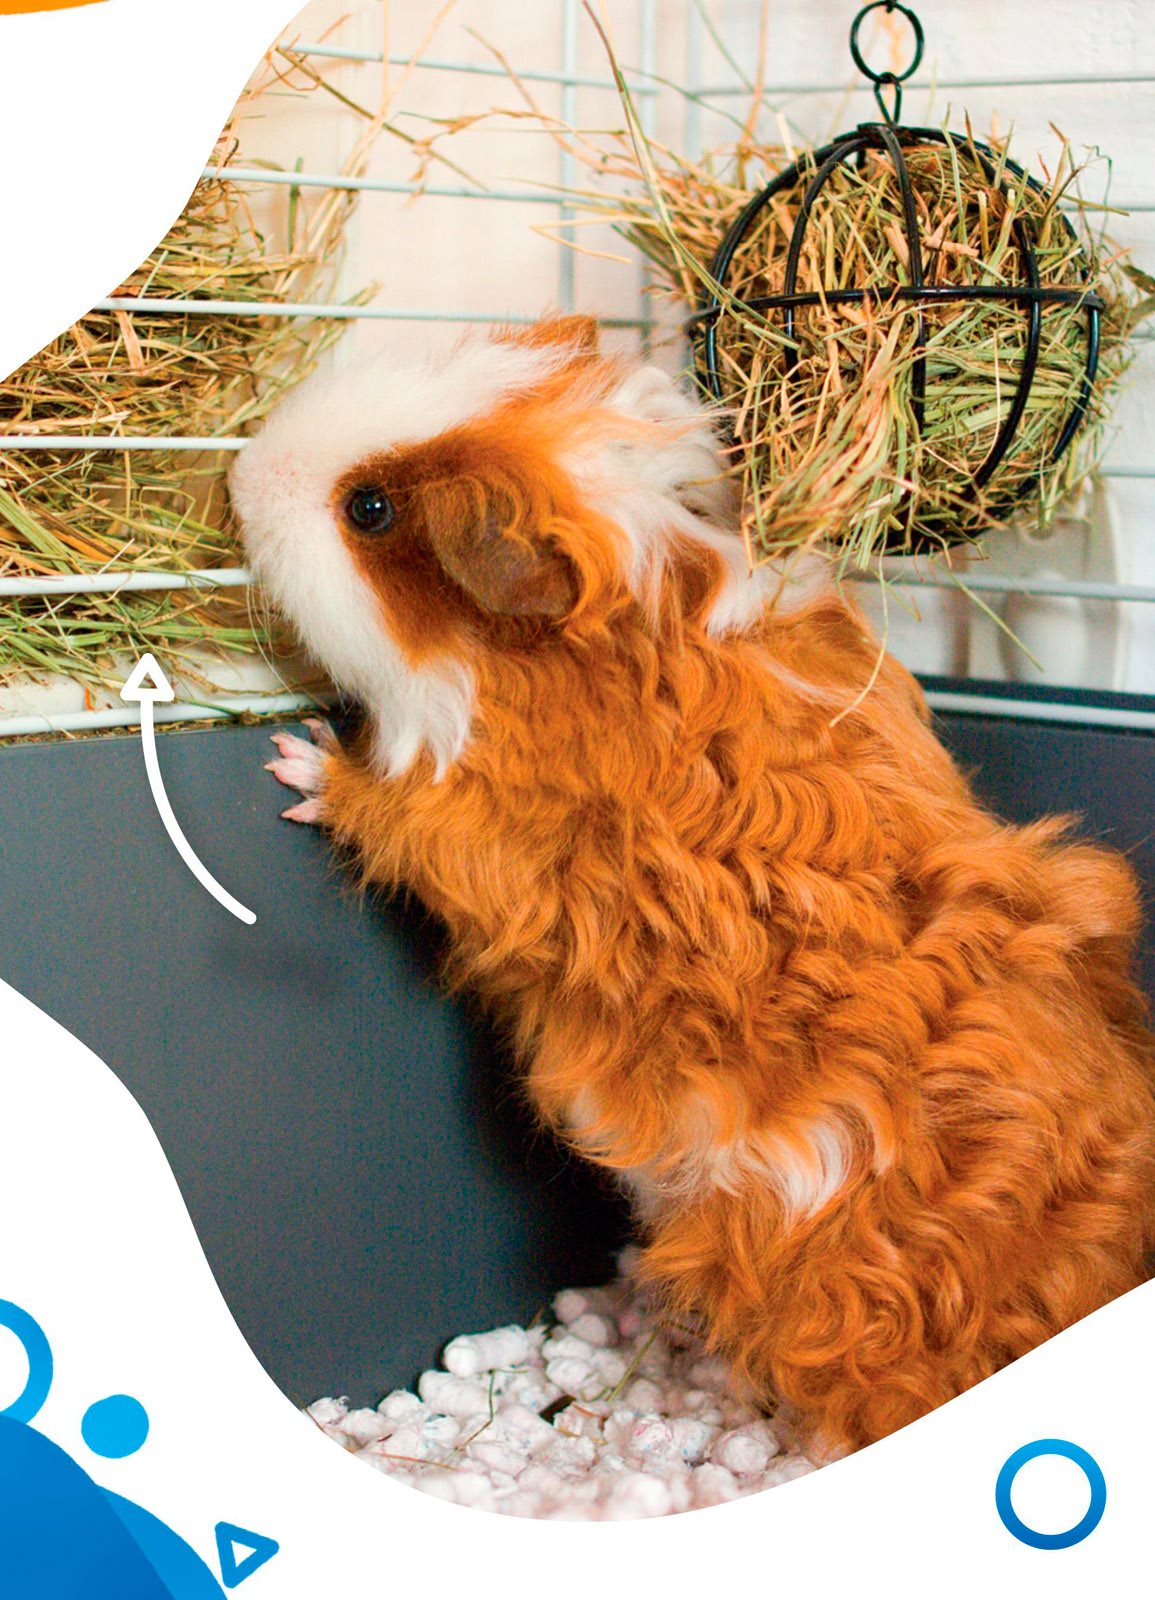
[307,1263,821,1519]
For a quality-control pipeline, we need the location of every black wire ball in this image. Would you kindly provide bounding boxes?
[690,120,1106,557]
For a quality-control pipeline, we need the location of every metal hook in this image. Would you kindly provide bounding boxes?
[872,72,903,125]
[849,0,924,124]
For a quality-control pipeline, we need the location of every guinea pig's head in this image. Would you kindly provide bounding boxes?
[230,316,771,777]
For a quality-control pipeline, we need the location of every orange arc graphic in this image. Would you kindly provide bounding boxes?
[0,0,109,12]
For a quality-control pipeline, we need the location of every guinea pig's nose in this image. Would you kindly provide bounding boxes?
[226,444,265,535]
[228,442,275,511]
[227,445,319,551]
[226,444,251,498]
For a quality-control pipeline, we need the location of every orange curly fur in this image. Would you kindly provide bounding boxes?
[296,334,1155,1454]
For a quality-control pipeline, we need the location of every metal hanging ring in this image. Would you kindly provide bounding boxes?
[849,0,925,123]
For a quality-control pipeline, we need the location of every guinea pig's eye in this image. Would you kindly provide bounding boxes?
[344,486,396,535]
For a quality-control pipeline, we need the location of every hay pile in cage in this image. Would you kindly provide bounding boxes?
[0,54,369,701]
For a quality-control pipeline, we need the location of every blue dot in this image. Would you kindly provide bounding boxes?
[81,1394,149,1459]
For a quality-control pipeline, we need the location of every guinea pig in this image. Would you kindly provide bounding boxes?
[229,314,1155,1456]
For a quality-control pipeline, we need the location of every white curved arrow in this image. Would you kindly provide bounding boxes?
[121,654,256,925]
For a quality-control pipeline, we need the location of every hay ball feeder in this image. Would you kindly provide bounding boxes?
[693,1,1109,560]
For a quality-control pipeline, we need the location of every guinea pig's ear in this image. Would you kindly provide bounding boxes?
[421,477,578,620]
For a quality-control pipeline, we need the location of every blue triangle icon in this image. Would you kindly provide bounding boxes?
[215,1521,280,1588]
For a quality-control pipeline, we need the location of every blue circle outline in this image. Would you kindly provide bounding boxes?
[995,1438,1106,1550]
[0,1300,53,1424]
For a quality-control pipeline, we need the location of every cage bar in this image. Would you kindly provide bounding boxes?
[0,694,320,740]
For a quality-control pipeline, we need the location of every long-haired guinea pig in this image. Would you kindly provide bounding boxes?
[230,315,1155,1455]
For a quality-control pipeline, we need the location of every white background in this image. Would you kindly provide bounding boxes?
[1,3,1154,1592]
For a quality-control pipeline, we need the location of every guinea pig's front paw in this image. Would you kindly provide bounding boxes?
[265,718,336,825]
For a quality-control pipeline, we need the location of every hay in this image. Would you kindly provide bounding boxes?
[652,132,1134,571]
[0,55,367,698]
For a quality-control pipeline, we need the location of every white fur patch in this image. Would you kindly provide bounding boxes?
[565,1084,871,1228]
[706,544,831,636]
[707,1118,854,1221]
[563,362,824,637]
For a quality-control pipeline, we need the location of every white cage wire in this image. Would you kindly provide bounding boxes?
[1,0,1152,738]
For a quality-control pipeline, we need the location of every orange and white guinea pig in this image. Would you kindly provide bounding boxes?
[230,315,1155,1454]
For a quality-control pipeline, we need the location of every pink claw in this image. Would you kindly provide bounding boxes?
[265,727,330,827]
[282,799,325,825]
